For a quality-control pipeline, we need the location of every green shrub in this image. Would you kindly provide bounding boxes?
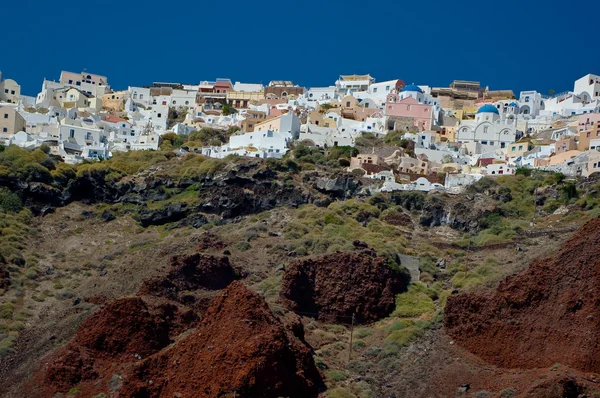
[452,262,502,290]
[325,370,347,382]
[500,388,516,398]
[326,387,357,398]
[0,188,23,213]
[355,328,373,339]
[234,241,251,251]
[0,303,14,319]
[392,283,435,318]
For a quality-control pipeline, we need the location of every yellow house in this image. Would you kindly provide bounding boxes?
[0,106,26,136]
[227,90,265,105]
[307,111,337,128]
[102,90,128,111]
[61,88,92,109]
[507,140,534,158]
[255,115,282,133]
[0,78,21,103]
[450,107,478,120]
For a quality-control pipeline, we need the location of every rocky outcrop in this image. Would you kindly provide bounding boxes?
[0,161,362,225]
[40,297,192,394]
[445,218,600,373]
[446,193,500,233]
[120,282,324,398]
[139,203,189,227]
[280,250,410,324]
[138,254,240,304]
[417,193,500,233]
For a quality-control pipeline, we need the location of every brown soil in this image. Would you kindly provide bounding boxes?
[120,281,324,398]
[280,249,409,324]
[192,231,227,251]
[137,253,240,305]
[37,296,196,396]
[445,217,600,373]
[394,329,600,398]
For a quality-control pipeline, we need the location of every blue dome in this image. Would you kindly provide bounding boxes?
[401,84,423,94]
[477,104,500,114]
[509,102,518,107]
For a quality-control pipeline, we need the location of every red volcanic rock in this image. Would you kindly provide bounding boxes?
[120,281,324,397]
[138,254,240,301]
[280,250,409,324]
[445,218,600,373]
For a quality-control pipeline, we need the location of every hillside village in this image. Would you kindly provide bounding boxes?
[1,71,600,192]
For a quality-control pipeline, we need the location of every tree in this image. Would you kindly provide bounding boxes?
[441,154,453,164]
[222,104,237,116]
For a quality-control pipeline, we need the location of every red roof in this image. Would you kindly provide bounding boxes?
[103,115,130,125]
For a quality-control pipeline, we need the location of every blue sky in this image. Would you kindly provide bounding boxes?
[1,0,596,96]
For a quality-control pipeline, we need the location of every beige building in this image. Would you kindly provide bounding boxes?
[0,76,21,104]
[60,71,107,86]
[102,90,128,111]
[307,111,337,128]
[0,106,26,136]
[60,88,93,109]
[241,110,267,132]
[349,153,384,170]
[227,90,265,108]
[507,140,534,158]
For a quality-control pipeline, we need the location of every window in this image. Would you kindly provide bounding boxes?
[3,89,7,93]
[511,147,515,152]
[483,126,488,133]
[373,88,378,93]
[140,94,144,99]
[173,101,177,105]
[525,96,530,102]
[133,93,137,99]
[69,129,75,138]
[76,81,81,86]
[10,90,15,95]
[2,128,6,132]
[385,86,390,91]
[518,145,523,150]
[185,101,189,105]
[346,101,351,107]
[3,114,7,119]
[157,113,162,118]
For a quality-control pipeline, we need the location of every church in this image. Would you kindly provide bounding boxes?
[455,104,522,148]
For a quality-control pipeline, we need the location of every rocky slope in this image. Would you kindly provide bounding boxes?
[120,281,324,398]
[280,248,410,324]
[138,253,241,307]
[38,297,195,396]
[445,217,600,372]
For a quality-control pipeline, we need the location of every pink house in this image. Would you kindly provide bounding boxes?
[386,89,433,131]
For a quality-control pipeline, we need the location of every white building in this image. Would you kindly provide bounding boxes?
[574,74,600,102]
[336,74,375,96]
[518,90,543,117]
[298,125,354,148]
[233,82,264,92]
[456,104,521,148]
[542,93,600,117]
[380,176,444,193]
[129,86,152,106]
